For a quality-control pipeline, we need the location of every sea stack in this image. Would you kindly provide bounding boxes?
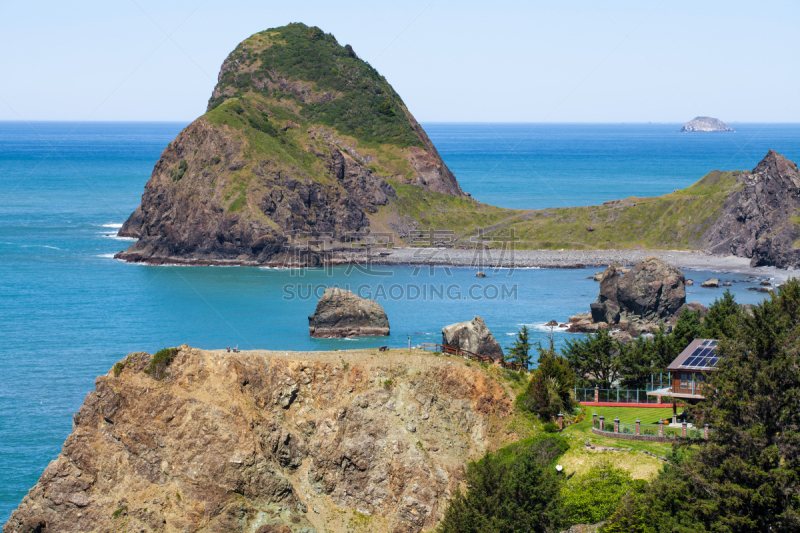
[442,316,504,360]
[115,23,466,267]
[680,117,734,132]
[569,257,688,334]
[309,287,389,337]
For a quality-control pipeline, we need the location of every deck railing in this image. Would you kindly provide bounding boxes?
[575,387,662,404]
[420,343,528,372]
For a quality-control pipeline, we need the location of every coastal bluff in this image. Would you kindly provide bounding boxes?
[3,346,516,533]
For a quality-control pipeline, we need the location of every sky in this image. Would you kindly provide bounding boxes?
[0,0,798,123]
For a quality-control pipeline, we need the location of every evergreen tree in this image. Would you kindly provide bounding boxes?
[521,340,576,421]
[563,329,621,388]
[505,325,532,369]
[703,289,743,340]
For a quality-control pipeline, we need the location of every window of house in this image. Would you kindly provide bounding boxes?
[680,372,690,389]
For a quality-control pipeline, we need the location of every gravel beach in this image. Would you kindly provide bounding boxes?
[347,248,799,282]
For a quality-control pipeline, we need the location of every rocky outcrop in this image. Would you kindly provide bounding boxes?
[701,278,720,288]
[308,288,389,337]
[442,316,503,360]
[680,117,734,132]
[3,346,514,533]
[569,257,687,335]
[703,150,800,268]
[116,23,467,266]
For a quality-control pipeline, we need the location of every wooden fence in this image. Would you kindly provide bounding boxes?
[420,343,528,373]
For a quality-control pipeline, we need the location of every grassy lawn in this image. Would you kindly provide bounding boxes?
[583,406,676,424]
[561,406,677,456]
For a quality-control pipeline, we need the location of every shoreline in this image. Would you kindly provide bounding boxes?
[115,248,799,282]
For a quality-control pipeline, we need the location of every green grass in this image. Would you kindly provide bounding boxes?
[384,179,514,236]
[491,170,744,251]
[561,406,676,455]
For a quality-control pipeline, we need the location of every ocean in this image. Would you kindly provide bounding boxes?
[1,121,799,521]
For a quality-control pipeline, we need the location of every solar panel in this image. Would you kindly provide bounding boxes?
[684,357,698,367]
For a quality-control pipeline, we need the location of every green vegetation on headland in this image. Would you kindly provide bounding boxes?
[479,169,744,251]
[439,281,800,532]
[208,23,420,148]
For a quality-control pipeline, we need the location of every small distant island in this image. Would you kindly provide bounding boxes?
[679,116,734,132]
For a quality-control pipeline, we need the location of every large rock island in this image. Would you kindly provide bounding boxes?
[679,116,734,132]
[116,23,471,266]
[3,346,515,533]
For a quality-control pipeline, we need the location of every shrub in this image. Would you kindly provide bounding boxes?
[171,159,188,182]
[112,506,127,519]
[382,379,393,389]
[543,421,559,433]
[436,436,568,533]
[112,361,124,377]
[562,462,644,527]
[144,347,178,380]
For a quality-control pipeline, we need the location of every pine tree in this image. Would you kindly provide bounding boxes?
[505,325,532,369]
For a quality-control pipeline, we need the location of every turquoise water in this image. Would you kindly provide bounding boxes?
[1,121,797,522]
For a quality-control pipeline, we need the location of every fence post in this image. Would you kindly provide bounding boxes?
[616,389,619,403]
[592,412,597,427]
[704,423,709,440]
[594,386,599,403]
[599,415,605,432]
[658,420,664,437]
[614,417,620,434]
[682,422,687,438]
[558,412,563,430]
[635,419,640,436]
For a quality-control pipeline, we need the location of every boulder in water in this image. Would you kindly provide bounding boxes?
[309,288,389,338]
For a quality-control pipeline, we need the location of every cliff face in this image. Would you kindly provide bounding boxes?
[3,347,514,533]
[117,23,466,265]
[703,150,800,267]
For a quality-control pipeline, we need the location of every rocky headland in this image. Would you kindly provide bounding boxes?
[679,116,734,132]
[308,288,389,338]
[3,346,519,533]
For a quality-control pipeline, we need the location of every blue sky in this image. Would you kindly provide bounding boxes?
[1,0,798,122]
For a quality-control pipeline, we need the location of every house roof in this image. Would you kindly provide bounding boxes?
[666,339,721,372]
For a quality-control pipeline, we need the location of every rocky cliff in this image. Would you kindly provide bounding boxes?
[703,150,800,267]
[116,23,472,266]
[679,116,734,132]
[3,346,518,533]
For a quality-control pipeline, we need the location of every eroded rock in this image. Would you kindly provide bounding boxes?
[308,288,389,338]
[442,316,503,360]
[3,347,512,533]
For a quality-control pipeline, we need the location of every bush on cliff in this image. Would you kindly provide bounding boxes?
[436,436,569,533]
[145,347,178,380]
